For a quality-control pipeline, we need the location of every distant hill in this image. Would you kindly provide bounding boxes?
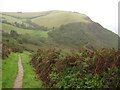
[31,10,92,29]
[48,22,118,49]
[1,10,119,50]
[1,10,92,28]
[1,11,53,18]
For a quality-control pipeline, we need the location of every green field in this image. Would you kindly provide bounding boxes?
[0,14,26,24]
[32,11,91,28]
[1,11,53,18]
[2,24,49,38]
[0,14,31,27]
[1,11,92,29]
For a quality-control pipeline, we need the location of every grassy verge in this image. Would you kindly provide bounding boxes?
[21,51,43,88]
[2,53,18,88]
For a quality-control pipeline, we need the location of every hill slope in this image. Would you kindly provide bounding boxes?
[2,24,49,37]
[1,11,53,18]
[31,11,92,28]
[1,10,119,50]
[48,22,118,49]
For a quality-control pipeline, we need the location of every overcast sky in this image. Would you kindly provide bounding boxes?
[0,0,119,34]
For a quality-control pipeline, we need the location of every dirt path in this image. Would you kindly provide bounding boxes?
[13,55,24,88]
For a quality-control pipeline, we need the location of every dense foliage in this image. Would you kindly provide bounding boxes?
[2,44,10,59]
[2,31,24,59]
[2,42,24,59]
[2,30,50,52]
[30,48,120,88]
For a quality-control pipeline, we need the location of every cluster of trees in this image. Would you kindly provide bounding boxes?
[2,36,24,59]
[3,30,28,54]
[2,30,54,52]
[30,47,120,88]
[3,30,38,45]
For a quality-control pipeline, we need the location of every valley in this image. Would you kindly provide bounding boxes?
[1,10,120,88]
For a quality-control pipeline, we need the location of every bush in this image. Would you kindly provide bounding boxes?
[30,47,120,88]
[2,44,11,59]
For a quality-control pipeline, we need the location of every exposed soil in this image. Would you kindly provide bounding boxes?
[13,55,24,88]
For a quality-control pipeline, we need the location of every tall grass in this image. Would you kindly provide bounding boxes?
[2,53,18,88]
[21,52,43,88]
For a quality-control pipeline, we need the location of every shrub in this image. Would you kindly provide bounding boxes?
[30,47,120,88]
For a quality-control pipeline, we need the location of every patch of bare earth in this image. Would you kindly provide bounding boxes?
[13,55,24,88]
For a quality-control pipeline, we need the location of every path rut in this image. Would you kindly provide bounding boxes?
[13,55,24,88]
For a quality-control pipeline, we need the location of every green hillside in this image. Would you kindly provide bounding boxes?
[2,23,50,51]
[31,11,92,28]
[0,14,26,24]
[2,24,49,38]
[48,22,118,49]
[1,11,53,18]
[2,10,120,89]
[1,10,119,50]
